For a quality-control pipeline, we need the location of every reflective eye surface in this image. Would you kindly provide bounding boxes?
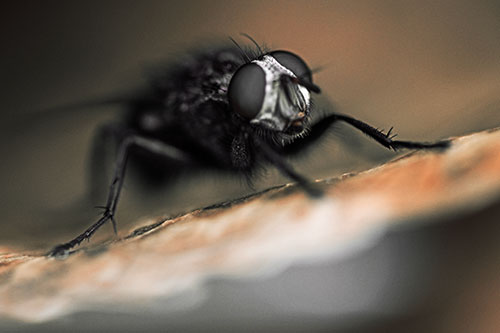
[269,50,312,83]
[228,63,266,119]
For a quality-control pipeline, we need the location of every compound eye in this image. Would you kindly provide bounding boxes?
[228,63,266,119]
[270,50,312,83]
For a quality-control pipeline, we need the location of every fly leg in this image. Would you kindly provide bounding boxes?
[48,134,192,257]
[88,123,128,203]
[275,113,449,197]
[283,113,449,155]
[256,137,323,198]
[329,114,450,150]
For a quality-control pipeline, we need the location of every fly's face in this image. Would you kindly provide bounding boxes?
[228,50,320,135]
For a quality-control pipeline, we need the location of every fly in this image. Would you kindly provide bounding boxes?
[48,35,449,257]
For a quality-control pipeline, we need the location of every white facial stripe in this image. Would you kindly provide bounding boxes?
[250,55,310,131]
[298,85,310,108]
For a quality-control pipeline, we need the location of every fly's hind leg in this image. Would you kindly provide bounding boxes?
[48,134,193,258]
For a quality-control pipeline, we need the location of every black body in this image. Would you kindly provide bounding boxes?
[127,48,247,169]
[49,43,449,257]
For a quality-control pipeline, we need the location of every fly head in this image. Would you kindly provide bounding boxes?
[228,50,320,136]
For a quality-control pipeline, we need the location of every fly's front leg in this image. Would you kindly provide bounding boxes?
[48,134,192,258]
[256,137,323,198]
[284,113,449,155]
[325,114,450,150]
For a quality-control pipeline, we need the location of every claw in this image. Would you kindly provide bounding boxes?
[303,183,324,199]
[47,209,117,259]
[47,244,73,259]
[110,215,118,235]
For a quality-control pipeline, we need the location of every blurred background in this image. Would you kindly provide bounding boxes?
[0,1,499,331]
